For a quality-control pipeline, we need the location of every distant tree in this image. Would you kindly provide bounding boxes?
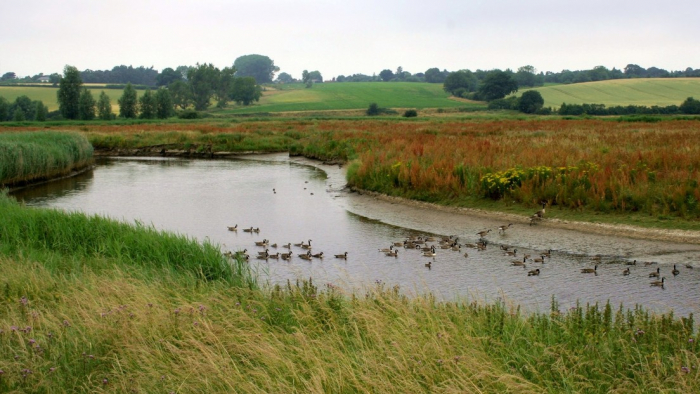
[307,70,323,82]
[187,63,219,110]
[118,83,138,118]
[0,97,8,121]
[78,88,96,120]
[139,89,156,119]
[518,90,545,113]
[424,67,446,83]
[97,91,113,120]
[396,66,404,80]
[156,67,183,86]
[366,103,380,116]
[515,65,539,87]
[403,109,418,117]
[230,77,262,105]
[169,80,192,110]
[49,73,61,84]
[275,72,294,84]
[680,97,700,114]
[588,66,610,81]
[233,54,279,84]
[175,66,192,80]
[155,87,174,119]
[57,65,83,119]
[10,95,35,121]
[34,101,47,121]
[1,72,17,81]
[443,70,477,96]
[302,70,312,88]
[13,107,25,121]
[215,66,236,108]
[477,70,518,101]
[379,69,395,82]
[624,64,645,78]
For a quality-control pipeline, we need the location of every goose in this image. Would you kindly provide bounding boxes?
[533,255,546,263]
[440,243,452,249]
[312,252,324,259]
[257,248,269,256]
[591,255,602,262]
[254,239,269,247]
[534,202,546,218]
[281,252,293,260]
[227,225,238,231]
[649,268,660,278]
[252,228,260,233]
[268,253,280,259]
[420,245,436,252]
[451,244,461,252]
[422,250,436,257]
[385,249,399,257]
[623,268,631,276]
[527,268,540,276]
[379,245,394,253]
[650,277,665,287]
[686,264,694,269]
[477,229,491,238]
[528,215,542,226]
[242,227,255,233]
[644,261,656,266]
[672,265,680,276]
[498,223,513,234]
[504,249,517,257]
[334,252,348,259]
[581,265,597,274]
[511,256,527,266]
[273,188,276,194]
[541,249,553,258]
[425,236,436,242]
[270,243,278,248]
[282,243,292,249]
[625,260,637,266]
[298,252,312,260]
[500,245,510,251]
[393,242,405,247]
[464,252,469,258]
[425,261,432,268]
[301,240,313,250]
[256,253,269,260]
[294,239,312,247]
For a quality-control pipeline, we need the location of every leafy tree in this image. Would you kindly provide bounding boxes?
[57,65,83,119]
[680,97,700,114]
[403,109,417,117]
[97,91,113,120]
[0,97,8,121]
[139,89,156,119]
[10,95,34,121]
[588,66,610,82]
[230,77,262,105]
[308,71,322,82]
[515,65,539,87]
[379,69,395,82]
[518,90,545,114]
[215,66,236,108]
[169,80,192,110]
[157,67,183,86]
[233,54,279,84]
[624,64,645,78]
[275,72,294,84]
[34,101,47,121]
[443,70,477,96]
[13,107,25,121]
[49,73,61,84]
[1,72,17,81]
[424,68,446,83]
[366,103,380,116]
[187,63,219,110]
[395,66,404,80]
[118,83,138,118]
[155,87,174,119]
[477,70,518,101]
[78,88,96,120]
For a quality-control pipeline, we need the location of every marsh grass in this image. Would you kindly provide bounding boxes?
[0,131,93,187]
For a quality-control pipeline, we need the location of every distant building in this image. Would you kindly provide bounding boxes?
[38,76,50,83]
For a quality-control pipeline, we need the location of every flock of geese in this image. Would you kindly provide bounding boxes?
[224,201,693,290]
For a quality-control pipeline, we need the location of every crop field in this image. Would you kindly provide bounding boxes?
[0,86,122,111]
[520,78,700,108]
[221,82,482,114]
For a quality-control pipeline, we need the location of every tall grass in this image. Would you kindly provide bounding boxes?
[0,131,94,187]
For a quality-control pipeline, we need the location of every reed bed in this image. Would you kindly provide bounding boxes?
[0,131,94,187]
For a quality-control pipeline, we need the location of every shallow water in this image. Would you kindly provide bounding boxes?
[11,154,700,316]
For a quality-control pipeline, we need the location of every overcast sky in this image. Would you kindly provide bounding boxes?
[2,0,698,79]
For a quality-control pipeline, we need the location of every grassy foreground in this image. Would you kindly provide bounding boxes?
[0,193,698,392]
[0,131,94,187]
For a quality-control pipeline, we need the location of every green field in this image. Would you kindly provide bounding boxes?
[520,78,700,108]
[222,82,482,114]
[0,85,122,112]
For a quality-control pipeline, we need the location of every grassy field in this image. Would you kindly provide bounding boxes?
[519,78,700,108]
[0,86,122,112]
[219,82,484,114]
[0,192,697,393]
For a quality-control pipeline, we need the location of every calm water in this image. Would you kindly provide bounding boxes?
[11,154,700,315]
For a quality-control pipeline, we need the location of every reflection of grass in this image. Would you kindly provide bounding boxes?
[1,194,697,392]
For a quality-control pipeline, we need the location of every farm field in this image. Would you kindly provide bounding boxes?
[520,78,700,108]
[0,85,122,112]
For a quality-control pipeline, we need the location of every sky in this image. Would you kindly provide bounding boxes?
[1,0,699,79]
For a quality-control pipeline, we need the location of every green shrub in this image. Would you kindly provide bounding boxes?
[403,109,418,118]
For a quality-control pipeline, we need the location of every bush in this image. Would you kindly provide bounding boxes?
[680,97,700,114]
[488,96,518,110]
[178,110,200,119]
[366,103,380,116]
[403,109,418,118]
[518,90,545,114]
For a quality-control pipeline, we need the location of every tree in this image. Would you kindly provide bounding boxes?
[57,65,83,119]
[78,88,96,120]
[518,90,545,114]
[155,87,174,119]
[13,107,25,121]
[302,70,313,88]
[366,103,380,116]
[187,63,219,110]
[1,72,17,81]
[477,70,518,101]
[156,67,183,86]
[230,77,262,105]
[379,69,395,82]
[10,95,34,121]
[215,66,236,108]
[424,67,446,83]
[275,72,294,84]
[307,71,322,82]
[515,65,538,87]
[233,54,279,84]
[169,80,192,110]
[0,97,8,121]
[680,97,700,114]
[443,70,477,96]
[395,66,404,80]
[34,101,47,121]
[624,64,645,78]
[139,89,156,119]
[118,83,138,118]
[97,91,113,120]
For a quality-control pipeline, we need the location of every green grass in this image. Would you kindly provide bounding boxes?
[518,78,700,108]
[0,86,123,112]
[220,82,485,114]
[0,131,94,187]
[0,194,697,392]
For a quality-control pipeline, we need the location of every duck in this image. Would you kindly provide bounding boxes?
[649,268,660,278]
[498,223,513,234]
[581,265,597,274]
[672,265,680,276]
[625,260,637,266]
[227,225,238,231]
[511,256,528,267]
[334,252,348,259]
[527,268,540,276]
[477,229,491,238]
[385,249,399,257]
[425,261,432,269]
[623,268,631,276]
[311,252,324,259]
[650,277,665,287]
